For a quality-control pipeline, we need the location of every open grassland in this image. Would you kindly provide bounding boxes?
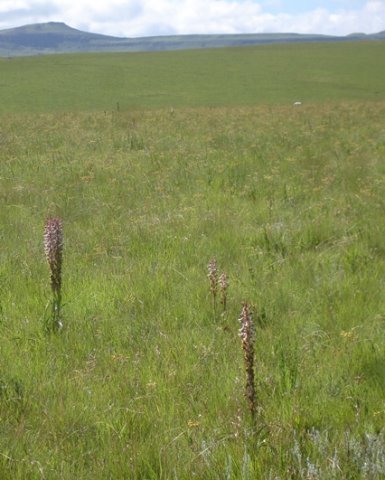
[1,101,385,478]
[1,41,385,478]
[0,41,385,112]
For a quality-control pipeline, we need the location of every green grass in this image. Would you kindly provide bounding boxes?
[1,41,385,113]
[1,44,385,478]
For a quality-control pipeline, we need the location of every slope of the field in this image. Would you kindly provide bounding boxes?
[0,41,384,113]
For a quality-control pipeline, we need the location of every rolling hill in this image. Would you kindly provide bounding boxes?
[0,21,384,56]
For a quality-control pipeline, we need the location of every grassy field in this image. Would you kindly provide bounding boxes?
[1,41,385,112]
[1,42,385,478]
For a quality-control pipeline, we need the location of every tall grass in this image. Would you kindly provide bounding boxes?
[0,101,385,478]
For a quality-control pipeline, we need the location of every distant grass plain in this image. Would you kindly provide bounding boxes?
[1,41,385,112]
[1,41,385,478]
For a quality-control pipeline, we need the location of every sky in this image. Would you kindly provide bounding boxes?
[0,0,384,38]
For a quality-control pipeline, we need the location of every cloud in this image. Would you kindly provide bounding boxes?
[0,0,384,37]
[0,0,59,27]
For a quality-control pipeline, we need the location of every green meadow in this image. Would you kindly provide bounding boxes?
[1,42,385,478]
[1,41,385,112]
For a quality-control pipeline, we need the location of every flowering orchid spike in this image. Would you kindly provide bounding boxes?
[207,257,218,296]
[44,217,63,294]
[44,217,64,331]
[238,302,257,421]
[219,271,229,311]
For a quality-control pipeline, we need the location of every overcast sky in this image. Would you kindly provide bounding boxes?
[0,0,384,37]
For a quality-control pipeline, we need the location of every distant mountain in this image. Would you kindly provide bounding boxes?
[0,22,384,57]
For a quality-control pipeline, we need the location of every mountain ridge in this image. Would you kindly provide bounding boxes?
[1,21,384,56]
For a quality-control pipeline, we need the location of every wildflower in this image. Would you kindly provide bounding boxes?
[44,217,63,295]
[207,257,219,318]
[187,420,200,428]
[239,302,257,421]
[44,217,63,330]
[207,258,218,298]
[219,271,229,312]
